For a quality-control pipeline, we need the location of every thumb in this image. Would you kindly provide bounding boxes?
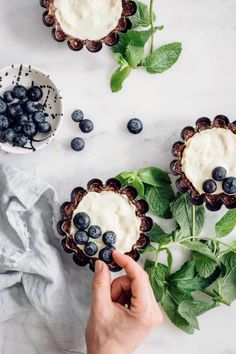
[92,260,111,310]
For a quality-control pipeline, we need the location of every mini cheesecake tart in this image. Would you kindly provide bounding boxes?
[57,178,152,271]
[170,115,236,211]
[40,0,137,52]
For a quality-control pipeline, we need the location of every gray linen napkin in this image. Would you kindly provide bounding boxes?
[0,164,93,354]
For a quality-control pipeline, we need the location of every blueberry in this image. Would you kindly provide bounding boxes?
[24,101,40,114]
[127,118,143,134]
[84,242,98,256]
[16,114,28,126]
[1,128,15,143]
[102,231,117,246]
[73,212,90,230]
[71,137,85,151]
[0,99,7,114]
[3,91,14,103]
[27,86,43,102]
[71,109,84,122]
[0,115,9,130]
[33,111,45,123]
[222,177,236,194]
[14,133,27,147]
[88,225,102,239]
[74,230,89,245]
[13,125,22,133]
[212,166,227,181]
[202,179,217,194]
[79,119,94,133]
[12,85,27,100]
[8,103,24,118]
[22,122,37,137]
[37,121,51,133]
[99,247,114,264]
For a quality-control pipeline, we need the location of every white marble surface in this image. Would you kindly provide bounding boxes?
[0,0,236,353]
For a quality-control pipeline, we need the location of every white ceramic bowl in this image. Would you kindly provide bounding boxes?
[0,64,63,154]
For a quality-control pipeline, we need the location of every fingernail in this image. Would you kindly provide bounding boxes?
[95,260,103,273]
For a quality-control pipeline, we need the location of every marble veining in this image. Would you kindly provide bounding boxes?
[0,0,236,353]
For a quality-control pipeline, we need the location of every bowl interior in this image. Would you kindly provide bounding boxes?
[0,64,63,154]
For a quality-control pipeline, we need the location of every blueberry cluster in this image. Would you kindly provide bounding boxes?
[73,212,116,263]
[71,109,94,152]
[0,85,51,147]
[202,166,236,195]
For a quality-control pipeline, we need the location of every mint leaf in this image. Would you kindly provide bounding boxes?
[110,66,131,93]
[112,32,130,56]
[114,53,129,67]
[215,209,236,238]
[148,223,170,244]
[144,42,182,74]
[165,248,173,272]
[116,171,144,196]
[145,183,175,219]
[192,251,217,278]
[138,166,171,186]
[140,244,156,254]
[170,194,205,239]
[130,1,156,28]
[144,259,169,301]
[161,292,195,334]
[125,29,156,67]
[182,240,216,260]
[217,252,236,304]
[178,300,218,330]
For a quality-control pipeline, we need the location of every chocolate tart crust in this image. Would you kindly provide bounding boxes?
[40,0,137,52]
[170,115,236,211]
[57,178,152,272]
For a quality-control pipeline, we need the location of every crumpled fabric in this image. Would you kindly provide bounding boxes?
[0,164,93,354]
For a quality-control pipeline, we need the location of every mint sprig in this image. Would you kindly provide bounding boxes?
[117,165,236,334]
[110,0,182,92]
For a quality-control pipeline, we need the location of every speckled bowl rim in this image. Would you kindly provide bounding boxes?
[40,0,137,52]
[57,178,152,272]
[0,64,63,154]
[170,115,236,211]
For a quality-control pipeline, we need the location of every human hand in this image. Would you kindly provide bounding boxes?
[86,251,163,354]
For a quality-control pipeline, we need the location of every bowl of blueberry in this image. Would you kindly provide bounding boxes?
[57,178,152,272]
[0,64,63,153]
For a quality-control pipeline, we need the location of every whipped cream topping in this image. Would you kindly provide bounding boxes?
[70,191,141,255]
[181,127,236,194]
[54,0,122,40]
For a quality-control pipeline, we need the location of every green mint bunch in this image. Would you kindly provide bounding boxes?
[117,166,236,334]
[110,1,182,92]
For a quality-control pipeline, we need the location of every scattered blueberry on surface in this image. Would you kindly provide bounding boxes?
[84,242,98,256]
[27,86,43,102]
[202,179,217,194]
[33,111,45,124]
[22,122,37,137]
[71,137,85,151]
[8,103,24,118]
[99,247,114,263]
[0,99,7,114]
[127,118,143,134]
[3,91,14,103]
[72,109,84,122]
[88,225,102,239]
[37,121,51,133]
[1,128,15,143]
[14,133,27,147]
[12,85,27,100]
[212,166,227,181]
[102,231,117,246]
[0,115,9,130]
[74,230,89,245]
[79,119,94,133]
[222,177,236,195]
[73,212,90,230]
